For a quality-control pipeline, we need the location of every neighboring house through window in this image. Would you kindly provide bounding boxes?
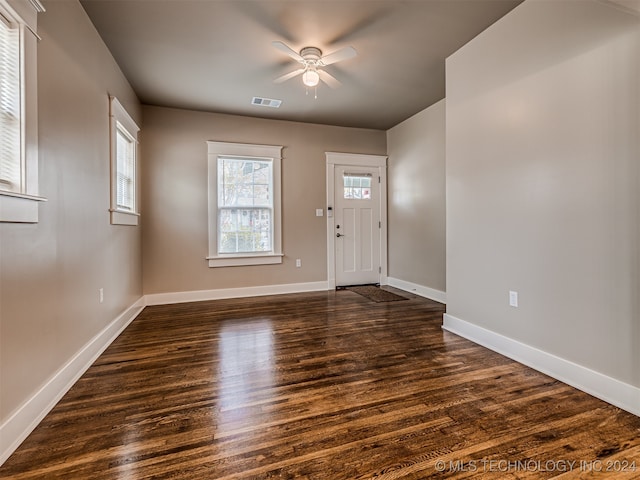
[207,141,283,267]
[0,0,45,223]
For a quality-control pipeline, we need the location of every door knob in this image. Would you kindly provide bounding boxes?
[336,233,344,237]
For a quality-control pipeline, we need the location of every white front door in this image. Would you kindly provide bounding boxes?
[334,165,381,286]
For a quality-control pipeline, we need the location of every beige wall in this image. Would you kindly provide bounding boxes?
[0,0,142,422]
[387,99,446,292]
[446,0,639,386]
[141,106,386,294]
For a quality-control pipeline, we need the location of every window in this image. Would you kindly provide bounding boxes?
[116,125,135,211]
[207,141,283,267]
[0,13,20,193]
[343,173,372,199]
[109,96,140,225]
[218,158,273,254]
[0,0,45,223]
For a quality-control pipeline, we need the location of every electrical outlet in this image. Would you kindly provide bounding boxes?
[99,288,104,304]
[509,290,518,307]
[296,259,301,268]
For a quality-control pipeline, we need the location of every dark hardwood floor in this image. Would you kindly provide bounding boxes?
[1,289,639,479]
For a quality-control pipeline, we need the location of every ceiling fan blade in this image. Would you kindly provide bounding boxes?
[320,46,357,66]
[318,70,341,89]
[274,68,305,84]
[272,41,303,62]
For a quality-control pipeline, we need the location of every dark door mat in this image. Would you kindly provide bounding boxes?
[344,285,409,303]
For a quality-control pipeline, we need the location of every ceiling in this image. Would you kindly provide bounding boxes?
[79,0,523,130]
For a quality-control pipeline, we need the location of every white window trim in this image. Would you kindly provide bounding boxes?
[207,141,283,268]
[109,96,140,226]
[0,0,45,223]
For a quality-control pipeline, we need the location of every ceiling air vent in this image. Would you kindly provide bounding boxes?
[251,97,282,108]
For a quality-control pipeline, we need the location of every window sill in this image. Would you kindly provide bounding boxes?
[0,191,47,223]
[110,209,140,226]
[207,253,284,268]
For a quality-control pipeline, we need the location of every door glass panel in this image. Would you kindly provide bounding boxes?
[343,173,372,200]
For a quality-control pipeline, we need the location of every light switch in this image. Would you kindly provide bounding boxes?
[316,209,323,217]
[509,290,518,307]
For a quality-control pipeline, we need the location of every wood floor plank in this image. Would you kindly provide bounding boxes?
[1,289,639,479]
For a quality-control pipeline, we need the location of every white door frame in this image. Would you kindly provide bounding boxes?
[326,152,388,289]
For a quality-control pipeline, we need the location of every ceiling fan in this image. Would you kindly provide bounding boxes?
[272,41,357,89]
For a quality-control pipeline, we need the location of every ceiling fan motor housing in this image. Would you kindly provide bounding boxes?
[300,47,322,66]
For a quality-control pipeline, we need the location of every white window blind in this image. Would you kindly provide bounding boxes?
[0,14,20,193]
[0,0,45,223]
[116,124,135,211]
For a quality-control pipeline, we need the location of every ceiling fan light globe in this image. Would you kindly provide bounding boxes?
[302,69,320,87]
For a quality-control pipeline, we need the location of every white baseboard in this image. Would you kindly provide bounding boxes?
[0,298,145,466]
[144,281,330,306]
[386,277,447,304]
[443,313,640,417]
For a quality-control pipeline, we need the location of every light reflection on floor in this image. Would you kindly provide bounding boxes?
[217,319,275,427]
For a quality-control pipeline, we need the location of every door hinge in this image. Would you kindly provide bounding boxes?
[378,221,381,228]
[378,176,381,183]
[378,266,382,274]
